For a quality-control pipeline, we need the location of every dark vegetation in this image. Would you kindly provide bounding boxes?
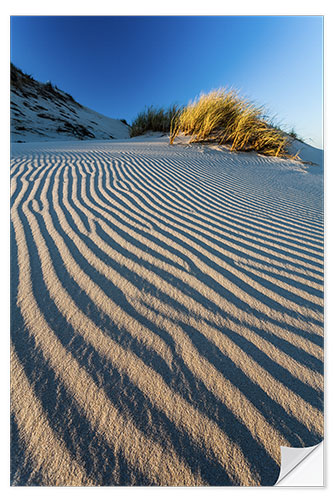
[130,105,180,137]
[11,63,81,107]
[288,128,305,143]
[37,113,57,121]
[56,121,95,139]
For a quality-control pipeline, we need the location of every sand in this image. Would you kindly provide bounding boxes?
[10,136,323,486]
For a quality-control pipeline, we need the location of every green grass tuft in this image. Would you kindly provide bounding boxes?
[130,105,180,137]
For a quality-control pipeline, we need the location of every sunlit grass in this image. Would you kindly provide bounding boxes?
[170,89,292,157]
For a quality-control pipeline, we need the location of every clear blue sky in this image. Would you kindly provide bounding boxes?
[10,16,323,147]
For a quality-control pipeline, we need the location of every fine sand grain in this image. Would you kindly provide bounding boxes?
[10,137,323,486]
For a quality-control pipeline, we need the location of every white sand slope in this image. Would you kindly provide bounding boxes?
[11,64,130,142]
[10,136,323,486]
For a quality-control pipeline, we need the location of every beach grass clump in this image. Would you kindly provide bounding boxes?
[170,89,290,157]
[130,105,180,137]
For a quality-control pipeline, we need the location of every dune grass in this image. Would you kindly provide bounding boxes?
[169,89,292,157]
[130,105,180,137]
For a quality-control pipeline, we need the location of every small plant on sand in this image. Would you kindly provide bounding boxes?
[288,128,305,143]
[130,105,180,137]
[170,88,292,157]
[120,118,130,126]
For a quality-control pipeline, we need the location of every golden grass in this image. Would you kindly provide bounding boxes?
[170,88,291,157]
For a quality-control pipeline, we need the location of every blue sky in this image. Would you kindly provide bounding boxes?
[10,16,323,147]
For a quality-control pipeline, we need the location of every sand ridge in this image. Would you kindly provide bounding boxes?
[10,137,323,486]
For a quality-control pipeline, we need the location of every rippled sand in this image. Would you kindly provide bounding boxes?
[10,137,323,486]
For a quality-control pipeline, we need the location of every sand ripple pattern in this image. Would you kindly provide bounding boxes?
[10,138,323,486]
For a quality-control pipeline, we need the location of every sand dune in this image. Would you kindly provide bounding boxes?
[10,136,323,486]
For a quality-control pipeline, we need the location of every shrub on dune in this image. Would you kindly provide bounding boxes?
[170,88,291,157]
[130,105,180,137]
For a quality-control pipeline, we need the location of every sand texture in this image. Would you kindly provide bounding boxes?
[10,137,323,486]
